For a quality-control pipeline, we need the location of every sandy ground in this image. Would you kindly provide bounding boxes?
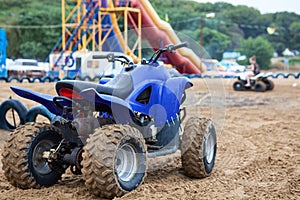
[0,77,299,199]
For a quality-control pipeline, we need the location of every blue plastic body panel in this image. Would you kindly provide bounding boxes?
[99,77,112,84]
[80,88,134,124]
[11,61,193,128]
[81,64,193,126]
[127,65,192,126]
[10,86,64,116]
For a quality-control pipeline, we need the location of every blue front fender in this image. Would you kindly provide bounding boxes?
[161,77,193,116]
[80,88,134,124]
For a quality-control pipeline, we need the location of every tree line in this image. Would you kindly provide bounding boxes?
[1,0,299,69]
[152,0,300,68]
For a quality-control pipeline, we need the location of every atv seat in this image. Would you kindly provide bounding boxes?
[250,73,264,80]
[56,73,134,99]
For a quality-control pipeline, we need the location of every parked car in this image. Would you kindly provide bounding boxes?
[219,60,246,72]
[6,59,49,78]
[202,59,227,71]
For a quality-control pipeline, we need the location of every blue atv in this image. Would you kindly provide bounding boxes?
[2,43,217,198]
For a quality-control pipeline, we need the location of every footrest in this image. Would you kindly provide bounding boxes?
[147,145,163,151]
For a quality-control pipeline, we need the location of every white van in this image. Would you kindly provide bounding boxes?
[7,59,49,78]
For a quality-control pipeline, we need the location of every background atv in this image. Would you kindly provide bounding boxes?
[233,72,274,92]
[2,43,217,199]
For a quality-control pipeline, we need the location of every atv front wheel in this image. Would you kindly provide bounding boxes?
[181,117,217,178]
[2,123,64,188]
[233,80,244,91]
[82,124,147,198]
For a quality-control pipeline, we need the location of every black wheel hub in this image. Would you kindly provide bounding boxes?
[33,140,56,175]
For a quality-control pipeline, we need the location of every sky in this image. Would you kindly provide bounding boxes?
[194,0,300,14]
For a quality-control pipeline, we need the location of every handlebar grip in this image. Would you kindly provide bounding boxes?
[172,42,188,50]
[116,56,130,62]
[92,55,109,59]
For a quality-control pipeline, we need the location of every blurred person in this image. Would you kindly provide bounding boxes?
[245,56,260,87]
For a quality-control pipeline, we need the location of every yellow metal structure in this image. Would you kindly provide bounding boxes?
[61,0,141,60]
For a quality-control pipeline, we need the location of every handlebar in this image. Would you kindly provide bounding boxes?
[167,42,188,52]
[92,55,108,59]
[149,42,189,64]
[92,53,131,63]
[92,42,188,66]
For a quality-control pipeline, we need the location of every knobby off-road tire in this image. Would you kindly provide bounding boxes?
[181,117,217,178]
[233,80,244,91]
[41,76,52,83]
[82,124,147,199]
[2,122,64,188]
[255,81,267,92]
[20,76,31,83]
[7,76,19,83]
[264,79,275,91]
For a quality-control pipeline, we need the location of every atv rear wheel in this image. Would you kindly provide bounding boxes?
[264,79,275,91]
[233,80,244,91]
[2,123,64,188]
[82,124,147,198]
[181,117,217,178]
[255,81,267,92]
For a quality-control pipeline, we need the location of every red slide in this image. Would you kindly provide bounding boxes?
[126,0,202,74]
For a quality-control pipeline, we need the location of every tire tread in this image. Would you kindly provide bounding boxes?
[82,124,147,198]
[2,122,61,188]
[181,117,216,178]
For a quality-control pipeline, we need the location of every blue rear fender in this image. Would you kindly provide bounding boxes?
[80,88,134,124]
[10,86,63,115]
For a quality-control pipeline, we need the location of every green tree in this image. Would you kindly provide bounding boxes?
[193,27,230,60]
[289,21,300,50]
[19,41,45,58]
[1,0,300,63]
[266,12,300,53]
[221,5,263,38]
[1,0,61,60]
[237,37,274,69]
[203,28,231,60]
